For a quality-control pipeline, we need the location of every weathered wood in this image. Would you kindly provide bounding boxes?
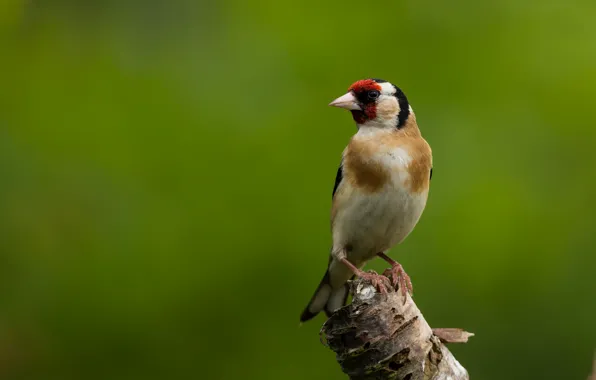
[320,276,472,380]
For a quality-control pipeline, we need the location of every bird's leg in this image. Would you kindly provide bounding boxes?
[339,257,391,294]
[378,252,413,297]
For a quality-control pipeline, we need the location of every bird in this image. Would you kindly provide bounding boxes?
[300,78,433,322]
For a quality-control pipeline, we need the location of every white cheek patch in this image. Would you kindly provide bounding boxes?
[376,97,399,120]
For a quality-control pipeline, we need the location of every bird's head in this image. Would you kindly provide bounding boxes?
[329,78,411,129]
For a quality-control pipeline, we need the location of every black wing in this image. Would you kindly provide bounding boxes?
[430,167,433,180]
[332,162,343,199]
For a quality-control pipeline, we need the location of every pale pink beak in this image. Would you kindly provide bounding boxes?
[329,92,361,111]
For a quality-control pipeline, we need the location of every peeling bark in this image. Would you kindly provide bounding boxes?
[320,278,472,380]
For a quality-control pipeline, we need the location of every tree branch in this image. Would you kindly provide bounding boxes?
[320,277,472,380]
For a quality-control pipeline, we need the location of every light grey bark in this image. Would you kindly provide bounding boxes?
[320,278,472,380]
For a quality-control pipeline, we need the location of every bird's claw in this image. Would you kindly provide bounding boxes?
[358,271,392,294]
[383,263,413,299]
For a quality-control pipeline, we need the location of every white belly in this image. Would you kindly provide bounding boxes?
[332,185,428,265]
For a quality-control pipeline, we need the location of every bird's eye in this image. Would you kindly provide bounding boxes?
[367,90,380,100]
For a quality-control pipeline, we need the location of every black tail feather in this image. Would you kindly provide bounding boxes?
[300,270,330,322]
[300,272,354,322]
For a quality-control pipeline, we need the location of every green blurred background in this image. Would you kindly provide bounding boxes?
[1,0,595,379]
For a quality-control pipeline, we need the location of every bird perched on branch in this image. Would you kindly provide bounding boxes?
[300,78,433,322]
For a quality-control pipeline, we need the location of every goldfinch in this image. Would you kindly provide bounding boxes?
[300,79,433,322]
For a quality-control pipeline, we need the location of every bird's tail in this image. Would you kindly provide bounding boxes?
[300,269,353,322]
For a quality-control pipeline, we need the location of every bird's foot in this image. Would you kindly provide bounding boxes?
[339,257,392,294]
[383,263,413,298]
[356,270,392,295]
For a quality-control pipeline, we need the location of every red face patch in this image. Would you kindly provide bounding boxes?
[348,79,382,94]
[348,79,381,123]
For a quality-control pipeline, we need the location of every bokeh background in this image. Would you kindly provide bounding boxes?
[1,0,595,379]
